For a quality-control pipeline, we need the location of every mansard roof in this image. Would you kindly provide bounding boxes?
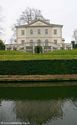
[16,19,63,28]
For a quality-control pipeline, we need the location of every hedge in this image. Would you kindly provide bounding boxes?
[0,60,77,75]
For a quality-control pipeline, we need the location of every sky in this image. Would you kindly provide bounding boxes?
[0,0,77,43]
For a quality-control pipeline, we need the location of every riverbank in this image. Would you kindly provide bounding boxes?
[0,74,77,81]
[0,50,77,87]
[0,75,77,87]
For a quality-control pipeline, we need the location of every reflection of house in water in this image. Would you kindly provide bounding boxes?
[16,100,63,125]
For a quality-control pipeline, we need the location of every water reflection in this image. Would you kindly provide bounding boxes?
[0,86,77,125]
[16,100,63,124]
[0,101,16,122]
[0,99,77,125]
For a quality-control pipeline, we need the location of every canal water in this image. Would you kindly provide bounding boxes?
[0,85,77,125]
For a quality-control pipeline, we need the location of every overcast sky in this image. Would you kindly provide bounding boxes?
[0,0,77,43]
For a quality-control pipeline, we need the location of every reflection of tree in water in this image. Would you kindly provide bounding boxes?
[16,100,63,125]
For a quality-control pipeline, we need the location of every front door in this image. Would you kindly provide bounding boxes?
[34,46,42,53]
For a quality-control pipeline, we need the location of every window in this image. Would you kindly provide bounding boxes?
[30,40,33,46]
[45,29,48,34]
[45,39,49,46]
[30,29,33,34]
[38,29,41,34]
[54,40,57,44]
[21,40,25,44]
[21,30,25,35]
[54,29,57,35]
[37,39,41,46]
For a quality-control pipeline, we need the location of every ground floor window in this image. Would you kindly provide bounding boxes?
[21,40,25,44]
[54,40,57,44]
[30,40,33,46]
[37,40,41,46]
[45,39,49,46]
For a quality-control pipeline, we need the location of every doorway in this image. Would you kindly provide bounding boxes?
[34,46,43,53]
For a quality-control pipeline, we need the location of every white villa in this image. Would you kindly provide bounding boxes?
[5,18,72,53]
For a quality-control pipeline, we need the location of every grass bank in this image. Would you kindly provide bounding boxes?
[0,50,77,83]
[1,49,77,60]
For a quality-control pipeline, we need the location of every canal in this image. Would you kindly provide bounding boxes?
[0,85,77,125]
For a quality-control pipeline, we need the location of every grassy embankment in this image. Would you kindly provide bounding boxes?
[0,50,77,84]
[1,49,77,60]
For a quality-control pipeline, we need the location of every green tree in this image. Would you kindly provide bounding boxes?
[0,40,5,50]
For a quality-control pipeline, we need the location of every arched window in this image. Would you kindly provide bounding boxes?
[54,40,57,44]
[45,39,49,46]
[30,40,33,46]
[37,39,41,46]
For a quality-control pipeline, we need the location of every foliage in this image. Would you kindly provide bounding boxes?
[0,40,5,50]
[0,50,77,75]
[0,59,77,75]
[71,41,77,48]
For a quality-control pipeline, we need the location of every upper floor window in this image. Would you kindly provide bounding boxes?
[37,39,41,46]
[54,29,57,35]
[38,29,41,34]
[21,30,25,35]
[30,29,33,34]
[54,40,57,44]
[45,29,48,34]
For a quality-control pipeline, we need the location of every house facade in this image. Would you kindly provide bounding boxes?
[5,19,72,53]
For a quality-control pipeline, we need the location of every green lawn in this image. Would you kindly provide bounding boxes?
[0,49,77,60]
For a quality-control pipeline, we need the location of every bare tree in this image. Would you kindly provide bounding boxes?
[73,29,77,44]
[17,7,45,25]
[11,7,46,43]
